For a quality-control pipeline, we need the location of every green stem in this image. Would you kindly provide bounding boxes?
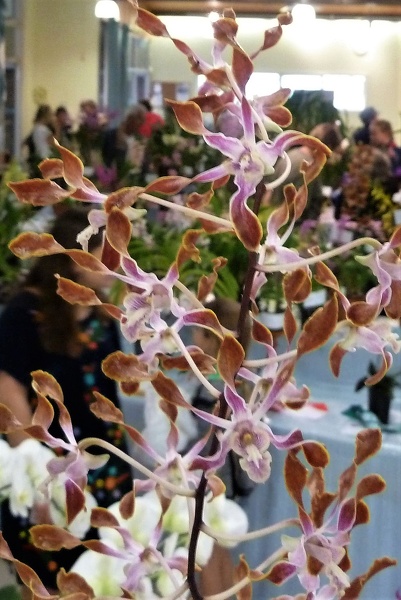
[138,191,233,230]
[201,517,300,543]
[257,236,381,274]
[77,437,194,497]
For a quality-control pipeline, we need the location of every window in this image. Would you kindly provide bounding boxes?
[197,72,366,112]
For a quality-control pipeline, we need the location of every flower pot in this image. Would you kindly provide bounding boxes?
[368,386,392,425]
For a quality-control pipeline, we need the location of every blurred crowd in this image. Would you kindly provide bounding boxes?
[20,98,165,184]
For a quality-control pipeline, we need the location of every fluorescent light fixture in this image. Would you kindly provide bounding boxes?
[208,11,220,22]
[291,3,316,23]
[94,0,120,20]
[351,20,371,56]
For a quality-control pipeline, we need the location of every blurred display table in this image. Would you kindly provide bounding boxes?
[120,331,401,599]
[237,340,401,600]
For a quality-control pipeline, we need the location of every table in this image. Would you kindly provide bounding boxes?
[120,333,401,600]
[234,339,401,600]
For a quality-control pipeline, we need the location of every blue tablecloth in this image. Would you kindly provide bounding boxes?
[120,332,401,599]
[234,337,401,600]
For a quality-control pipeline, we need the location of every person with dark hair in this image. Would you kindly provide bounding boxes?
[55,105,73,149]
[31,104,56,159]
[0,207,133,594]
[369,118,401,177]
[353,106,378,145]
[23,104,56,177]
[101,104,146,171]
[138,98,164,138]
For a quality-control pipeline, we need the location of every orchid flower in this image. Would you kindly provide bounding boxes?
[280,509,351,596]
[83,493,189,596]
[70,549,130,596]
[187,97,315,251]
[8,439,55,519]
[330,317,401,384]
[266,430,385,597]
[189,384,312,483]
[1,3,398,600]
[0,439,14,501]
[357,229,401,311]
[115,256,186,343]
[23,371,116,524]
[259,199,309,274]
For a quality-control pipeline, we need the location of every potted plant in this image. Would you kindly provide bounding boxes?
[0,161,33,303]
[257,272,287,331]
[355,361,401,424]
[333,246,376,302]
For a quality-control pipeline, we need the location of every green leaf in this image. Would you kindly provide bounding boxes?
[0,585,20,600]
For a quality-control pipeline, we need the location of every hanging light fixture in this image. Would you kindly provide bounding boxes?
[208,11,221,22]
[94,0,120,20]
[351,20,371,56]
[291,3,316,23]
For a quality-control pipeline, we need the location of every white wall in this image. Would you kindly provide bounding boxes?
[18,8,401,142]
[20,0,100,136]
[149,16,401,139]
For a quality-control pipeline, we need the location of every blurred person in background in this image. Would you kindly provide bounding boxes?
[0,207,133,596]
[138,99,164,138]
[353,106,378,145]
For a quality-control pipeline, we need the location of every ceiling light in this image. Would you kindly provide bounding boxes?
[208,11,220,22]
[291,3,316,23]
[94,0,120,20]
[351,20,371,56]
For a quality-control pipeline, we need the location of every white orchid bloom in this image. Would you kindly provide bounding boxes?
[195,530,215,567]
[49,479,97,538]
[156,565,185,596]
[155,533,187,596]
[161,495,217,566]
[8,454,35,518]
[203,493,249,548]
[70,549,128,596]
[162,494,191,535]
[17,438,55,488]
[99,491,162,548]
[9,439,55,518]
[0,438,13,498]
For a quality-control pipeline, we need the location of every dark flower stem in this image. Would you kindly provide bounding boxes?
[186,181,265,599]
[237,181,265,349]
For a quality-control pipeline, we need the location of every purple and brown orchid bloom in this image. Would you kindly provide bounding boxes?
[266,429,389,598]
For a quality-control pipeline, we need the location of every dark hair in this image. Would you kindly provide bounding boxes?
[55,106,67,116]
[34,104,52,123]
[359,106,377,125]
[140,99,152,112]
[309,122,343,152]
[371,118,394,140]
[24,207,105,355]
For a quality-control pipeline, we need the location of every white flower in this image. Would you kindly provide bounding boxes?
[49,479,97,538]
[17,438,55,488]
[155,533,187,595]
[161,495,216,566]
[70,549,128,596]
[162,494,191,535]
[0,438,13,498]
[203,494,249,548]
[99,491,162,548]
[9,439,55,518]
[9,456,34,518]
